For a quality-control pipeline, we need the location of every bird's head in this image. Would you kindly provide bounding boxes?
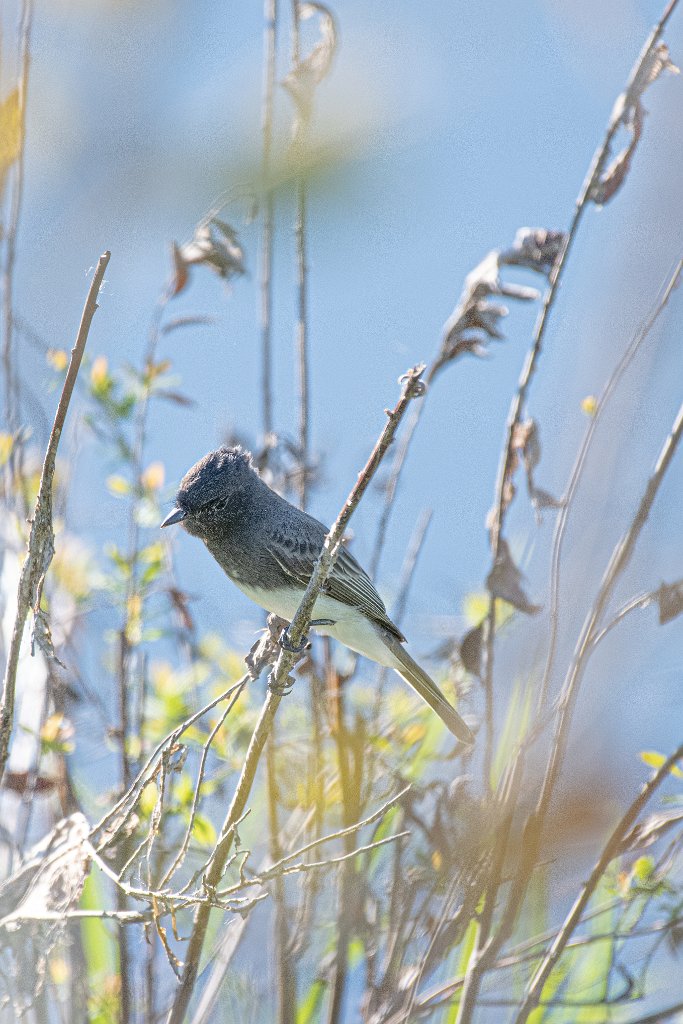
[161,445,256,537]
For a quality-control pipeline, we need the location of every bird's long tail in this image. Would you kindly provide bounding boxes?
[381,631,473,743]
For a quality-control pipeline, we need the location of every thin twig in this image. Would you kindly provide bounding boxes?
[539,259,682,709]
[483,1,682,776]
[474,395,683,1017]
[1,0,33,441]
[292,0,310,510]
[415,914,683,1014]
[590,579,682,649]
[622,1001,683,1024]
[266,722,296,1024]
[0,909,152,929]
[166,364,427,1024]
[456,391,683,1019]
[260,0,277,440]
[262,784,409,875]
[90,676,248,846]
[0,251,111,783]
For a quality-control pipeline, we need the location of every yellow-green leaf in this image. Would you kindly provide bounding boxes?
[106,474,130,496]
[46,348,68,372]
[640,749,683,777]
[192,814,217,847]
[0,432,13,467]
[0,90,22,181]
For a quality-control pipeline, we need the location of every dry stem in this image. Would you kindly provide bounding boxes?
[0,250,111,783]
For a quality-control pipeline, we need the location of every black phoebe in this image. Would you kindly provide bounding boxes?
[162,446,473,743]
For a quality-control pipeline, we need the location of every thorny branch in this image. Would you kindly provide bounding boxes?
[0,251,111,784]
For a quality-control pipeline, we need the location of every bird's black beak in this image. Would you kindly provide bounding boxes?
[161,507,187,528]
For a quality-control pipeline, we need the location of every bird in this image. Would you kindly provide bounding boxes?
[161,446,473,743]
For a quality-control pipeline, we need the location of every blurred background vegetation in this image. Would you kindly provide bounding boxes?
[0,1,682,1022]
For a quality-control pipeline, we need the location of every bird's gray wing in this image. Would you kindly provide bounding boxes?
[266,513,404,641]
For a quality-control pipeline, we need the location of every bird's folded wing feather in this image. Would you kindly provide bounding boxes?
[266,515,404,641]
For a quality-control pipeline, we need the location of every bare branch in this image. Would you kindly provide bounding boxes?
[0,250,111,783]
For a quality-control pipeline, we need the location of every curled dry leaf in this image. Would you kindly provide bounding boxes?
[171,218,246,296]
[514,419,540,482]
[245,614,289,678]
[436,226,563,373]
[283,1,338,132]
[531,486,564,515]
[657,579,683,625]
[500,227,567,276]
[620,808,683,854]
[486,540,540,615]
[591,42,679,207]
[591,102,643,207]
[500,418,562,525]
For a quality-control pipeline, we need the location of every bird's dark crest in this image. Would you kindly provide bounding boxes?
[176,445,257,513]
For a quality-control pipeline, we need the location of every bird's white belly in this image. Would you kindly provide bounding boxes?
[234,581,397,669]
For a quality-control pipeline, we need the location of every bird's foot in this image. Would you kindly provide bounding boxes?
[268,674,294,696]
[279,626,309,654]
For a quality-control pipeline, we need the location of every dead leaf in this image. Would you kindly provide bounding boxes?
[436,227,562,373]
[486,540,541,615]
[657,580,683,625]
[171,219,246,295]
[620,808,683,853]
[161,314,216,335]
[460,622,485,677]
[500,227,566,276]
[591,43,678,207]
[283,2,338,130]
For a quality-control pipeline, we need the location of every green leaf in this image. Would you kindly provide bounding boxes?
[0,90,22,182]
[192,814,217,848]
[79,873,119,1024]
[296,979,326,1024]
[106,474,130,497]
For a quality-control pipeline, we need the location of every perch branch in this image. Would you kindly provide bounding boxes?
[166,364,427,1024]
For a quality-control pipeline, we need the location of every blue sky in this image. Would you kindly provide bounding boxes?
[14,0,683,793]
